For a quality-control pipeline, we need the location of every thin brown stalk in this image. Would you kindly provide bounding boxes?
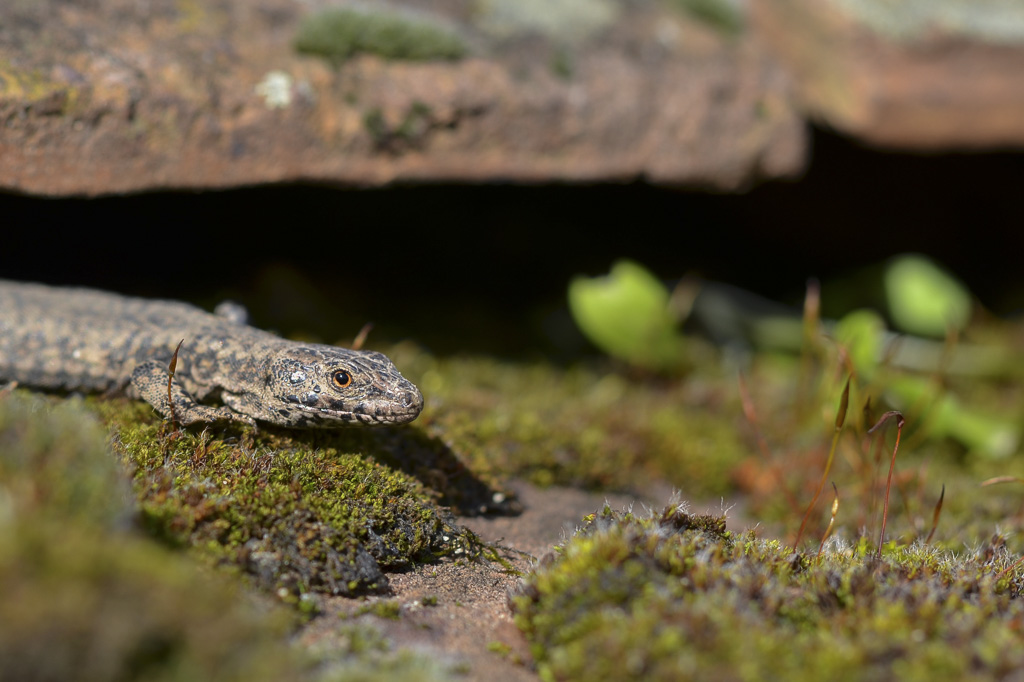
[352,323,373,351]
[997,553,1024,583]
[924,484,945,544]
[869,410,906,559]
[981,476,1024,487]
[817,482,840,559]
[796,279,822,414]
[167,339,184,430]
[795,377,850,547]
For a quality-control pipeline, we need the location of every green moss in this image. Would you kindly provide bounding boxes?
[363,101,435,153]
[550,48,574,80]
[0,526,304,682]
[316,647,450,682]
[0,393,303,682]
[486,640,513,656]
[0,392,127,527]
[513,501,1024,681]
[293,8,466,65]
[399,346,747,498]
[303,622,453,681]
[0,59,80,114]
[666,0,745,37]
[93,396,480,598]
[356,599,403,620]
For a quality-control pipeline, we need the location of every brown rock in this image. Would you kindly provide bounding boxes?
[754,0,1024,149]
[0,0,805,196]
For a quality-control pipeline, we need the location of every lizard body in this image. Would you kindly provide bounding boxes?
[0,280,423,427]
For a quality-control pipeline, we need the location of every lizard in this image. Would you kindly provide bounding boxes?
[0,280,423,427]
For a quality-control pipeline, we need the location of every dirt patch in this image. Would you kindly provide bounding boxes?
[297,480,679,681]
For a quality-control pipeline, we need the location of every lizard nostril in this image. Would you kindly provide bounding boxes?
[405,389,424,411]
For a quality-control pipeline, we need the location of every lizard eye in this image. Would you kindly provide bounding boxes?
[331,370,353,389]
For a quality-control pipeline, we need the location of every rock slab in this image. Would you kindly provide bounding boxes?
[0,0,805,196]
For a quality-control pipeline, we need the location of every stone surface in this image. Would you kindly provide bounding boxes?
[0,0,805,196]
[754,0,1024,149]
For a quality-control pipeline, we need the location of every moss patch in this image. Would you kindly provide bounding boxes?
[0,392,127,527]
[0,393,303,682]
[0,58,79,115]
[93,397,483,600]
[666,0,745,37]
[397,345,748,498]
[513,501,1024,681]
[293,8,466,65]
[304,621,453,682]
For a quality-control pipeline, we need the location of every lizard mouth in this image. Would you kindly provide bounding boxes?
[290,392,423,425]
[296,404,418,425]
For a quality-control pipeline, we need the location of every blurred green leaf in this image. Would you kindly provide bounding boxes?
[884,254,972,337]
[886,375,1020,458]
[835,309,885,378]
[568,260,684,370]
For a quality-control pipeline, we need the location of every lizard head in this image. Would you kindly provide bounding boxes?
[263,345,423,427]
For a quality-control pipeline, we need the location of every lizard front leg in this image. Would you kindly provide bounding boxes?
[130,360,256,427]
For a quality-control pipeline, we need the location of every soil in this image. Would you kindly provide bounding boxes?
[298,480,686,681]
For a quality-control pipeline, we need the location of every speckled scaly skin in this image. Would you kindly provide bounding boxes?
[0,280,423,427]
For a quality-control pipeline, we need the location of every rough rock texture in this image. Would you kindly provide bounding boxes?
[0,0,805,196]
[754,0,1024,149]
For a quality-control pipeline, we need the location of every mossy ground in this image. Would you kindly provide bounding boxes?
[0,391,463,681]
[391,341,748,498]
[0,393,302,682]
[501,309,1024,681]
[512,503,1024,682]
[92,394,491,602]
